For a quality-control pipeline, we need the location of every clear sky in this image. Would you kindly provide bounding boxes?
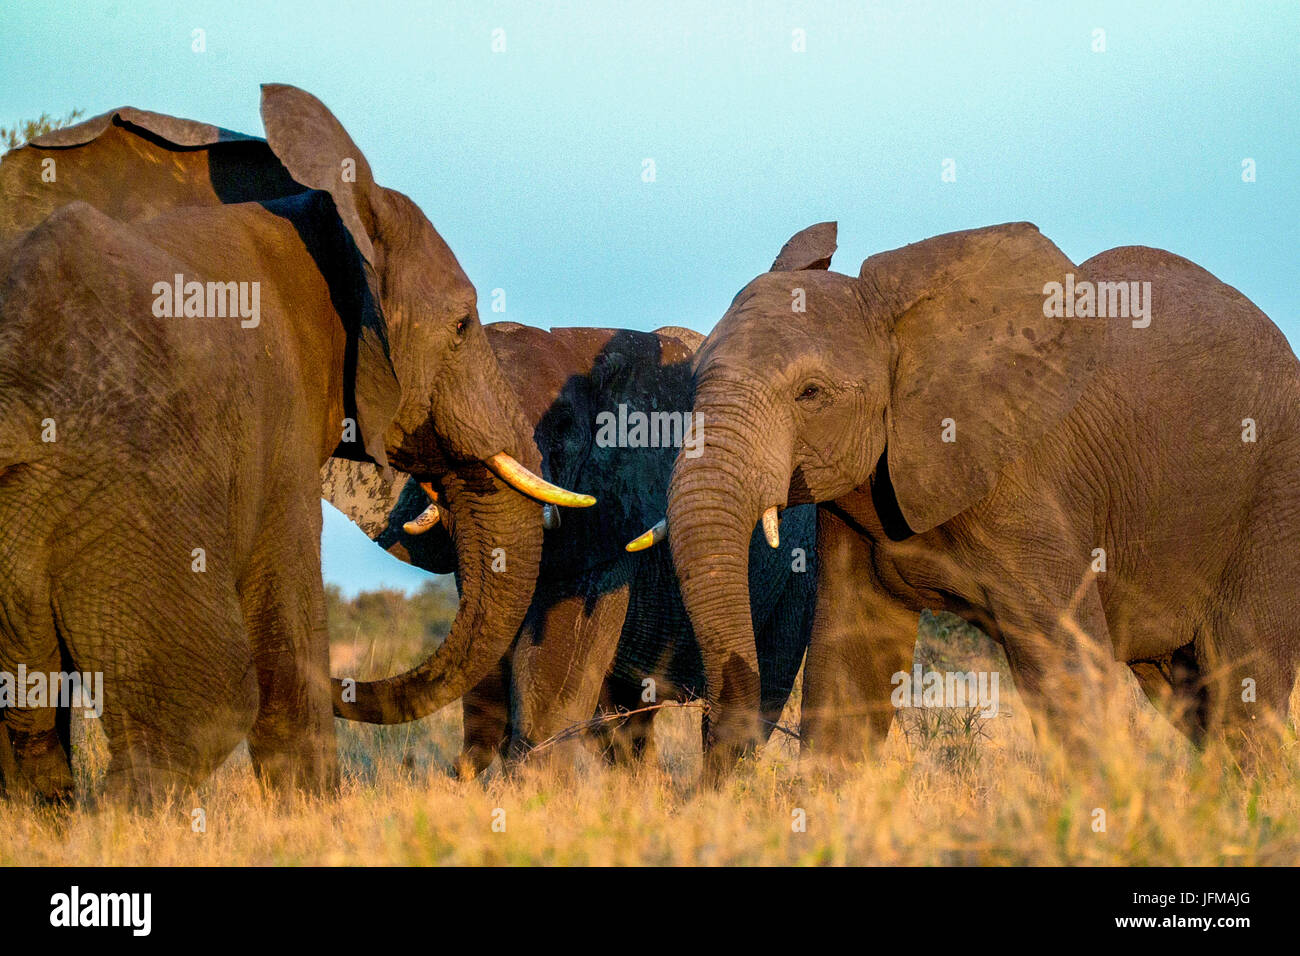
[3,2,1296,595]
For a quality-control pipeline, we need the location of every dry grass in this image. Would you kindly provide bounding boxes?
[2,613,1298,866]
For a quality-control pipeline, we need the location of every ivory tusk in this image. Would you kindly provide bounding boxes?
[625,518,667,552]
[761,506,780,549]
[403,482,442,535]
[486,453,596,508]
[403,504,441,535]
[542,503,561,530]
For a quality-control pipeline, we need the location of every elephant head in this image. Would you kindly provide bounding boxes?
[650,221,1100,772]
[0,86,593,723]
[322,324,703,742]
[375,324,699,574]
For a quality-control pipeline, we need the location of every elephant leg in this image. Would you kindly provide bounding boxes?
[1199,602,1298,770]
[800,507,915,766]
[52,555,259,806]
[0,721,16,794]
[594,677,659,766]
[1129,643,1209,746]
[509,580,630,766]
[456,656,512,779]
[0,568,74,803]
[990,571,1120,763]
[754,558,816,744]
[1195,492,1300,769]
[614,708,658,765]
[242,494,337,793]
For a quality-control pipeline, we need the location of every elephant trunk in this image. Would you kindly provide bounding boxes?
[333,459,541,723]
[666,387,790,779]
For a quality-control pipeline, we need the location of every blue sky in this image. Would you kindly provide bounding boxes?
[3,2,1296,595]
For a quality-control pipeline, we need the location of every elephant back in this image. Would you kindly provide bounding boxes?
[0,108,302,243]
[652,325,704,353]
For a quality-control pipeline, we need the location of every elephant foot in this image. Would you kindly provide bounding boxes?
[257,759,340,797]
[102,761,195,810]
[596,720,659,768]
[701,739,756,787]
[452,746,497,781]
[506,735,588,780]
[7,727,75,806]
[250,740,340,797]
[701,705,762,785]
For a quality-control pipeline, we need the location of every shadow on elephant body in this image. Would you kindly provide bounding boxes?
[323,325,819,775]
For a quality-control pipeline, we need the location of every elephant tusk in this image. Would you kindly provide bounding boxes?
[403,482,442,535]
[761,506,780,549]
[625,518,667,552]
[402,504,441,535]
[486,452,596,508]
[542,503,561,530]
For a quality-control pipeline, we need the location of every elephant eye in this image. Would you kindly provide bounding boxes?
[454,316,470,337]
[797,384,821,402]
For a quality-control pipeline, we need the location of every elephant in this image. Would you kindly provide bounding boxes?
[647,220,1300,777]
[324,323,816,773]
[0,86,590,804]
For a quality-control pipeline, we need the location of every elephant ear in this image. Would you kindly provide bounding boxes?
[260,84,378,261]
[319,458,456,572]
[771,221,836,271]
[0,107,299,242]
[865,222,1101,533]
[319,457,408,542]
[260,84,399,470]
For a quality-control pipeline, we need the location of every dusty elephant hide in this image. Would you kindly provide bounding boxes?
[665,219,1300,779]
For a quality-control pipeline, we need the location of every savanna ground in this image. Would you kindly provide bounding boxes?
[2,579,1297,865]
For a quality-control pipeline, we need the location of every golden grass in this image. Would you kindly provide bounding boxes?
[3,616,1297,866]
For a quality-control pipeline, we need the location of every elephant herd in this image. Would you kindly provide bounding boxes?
[0,87,1296,805]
